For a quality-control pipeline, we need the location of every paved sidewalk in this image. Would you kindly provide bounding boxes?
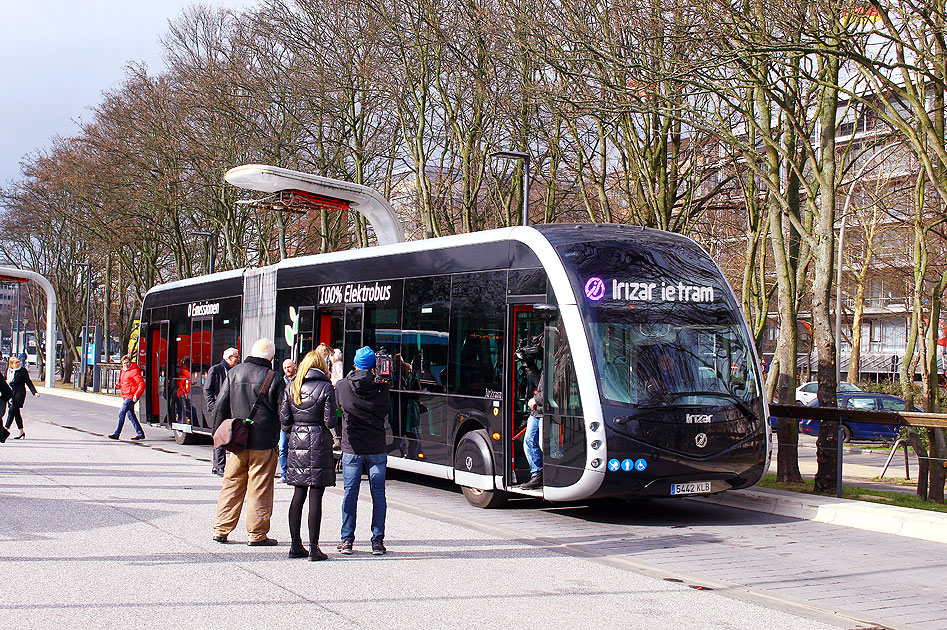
[37,384,947,546]
[0,405,851,630]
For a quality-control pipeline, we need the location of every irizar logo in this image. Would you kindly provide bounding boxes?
[686,413,713,424]
[695,433,708,448]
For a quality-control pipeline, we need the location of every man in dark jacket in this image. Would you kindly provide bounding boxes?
[335,346,390,555]
[205,347,239,475]
[211,338,285,546]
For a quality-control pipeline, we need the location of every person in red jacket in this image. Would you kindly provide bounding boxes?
[109,355,146,441]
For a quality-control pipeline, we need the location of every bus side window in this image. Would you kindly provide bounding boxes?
[402,276,450,394]
[449,271,506,397]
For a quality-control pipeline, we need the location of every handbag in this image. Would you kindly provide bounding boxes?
[213,370,274,452]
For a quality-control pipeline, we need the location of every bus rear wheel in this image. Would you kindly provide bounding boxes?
[173,429,198,445]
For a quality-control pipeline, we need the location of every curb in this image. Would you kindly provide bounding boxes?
[693,486,947,544]
[37,385,124,409]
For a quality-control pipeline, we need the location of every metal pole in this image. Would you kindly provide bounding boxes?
[835,213,846,384]
[490,150,531,227]
[209,238,215,274]
[193,231,215,275]
[836,427,844,498]
[904,441,911,480]
[82,263,91,392]
[13,282,19,355]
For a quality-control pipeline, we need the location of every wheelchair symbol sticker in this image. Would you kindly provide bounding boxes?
[621,459,634,472]
[635,458,648,472]
[607,459,621,472]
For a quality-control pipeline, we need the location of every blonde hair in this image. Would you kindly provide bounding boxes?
[8,357,20,369]
[315,343,331,360]
[292,349,328,405]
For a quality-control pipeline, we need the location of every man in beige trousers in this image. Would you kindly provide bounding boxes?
[211,338,286,545]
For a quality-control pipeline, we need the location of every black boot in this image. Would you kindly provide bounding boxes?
[288,542,309,559]
[520,471,543,490]
[310,546,328,561]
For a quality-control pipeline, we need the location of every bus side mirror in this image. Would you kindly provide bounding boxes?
[533,303,559,321]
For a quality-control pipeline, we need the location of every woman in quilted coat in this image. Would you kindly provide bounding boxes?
[279,349,338,560]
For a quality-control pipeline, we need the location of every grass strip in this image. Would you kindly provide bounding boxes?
[757,474,947,514]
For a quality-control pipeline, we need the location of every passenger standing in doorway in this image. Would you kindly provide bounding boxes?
[280,349,338,560]
[212,338,285,546]
[279,358,297,482]
[335,346,390,555]
[5,356,38,439]
[516,341,544,490]
[205,347,239,476]
[109,355,146,440]
[330,348,343,386]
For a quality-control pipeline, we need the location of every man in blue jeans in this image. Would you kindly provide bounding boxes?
[334,346,390,556]
[517,344,544,490]
[279,358,297,482]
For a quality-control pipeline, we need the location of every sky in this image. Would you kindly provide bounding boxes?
[0,0,251,187]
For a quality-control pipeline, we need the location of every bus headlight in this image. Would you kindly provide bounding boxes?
[591,458,603,468]
[591,440,602,450]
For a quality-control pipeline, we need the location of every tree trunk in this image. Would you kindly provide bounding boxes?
[812,49,841,496]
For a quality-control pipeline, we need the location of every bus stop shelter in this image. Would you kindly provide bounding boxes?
[0,267,57,388]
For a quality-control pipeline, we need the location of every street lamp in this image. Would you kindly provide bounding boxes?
[491,150,531,227]
[76,262,92,391]
[193,231,216,274]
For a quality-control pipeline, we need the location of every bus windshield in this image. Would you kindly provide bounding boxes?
[555,236,760,409]
[589,319,759,407]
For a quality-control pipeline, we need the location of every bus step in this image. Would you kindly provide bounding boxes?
[507,487,543,498]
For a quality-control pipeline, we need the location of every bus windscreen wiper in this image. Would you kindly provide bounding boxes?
[658,390,757,419]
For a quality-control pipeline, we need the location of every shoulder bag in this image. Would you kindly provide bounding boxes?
[213,370,275,453]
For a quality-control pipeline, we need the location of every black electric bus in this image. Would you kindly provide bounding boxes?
[138,224,770,507]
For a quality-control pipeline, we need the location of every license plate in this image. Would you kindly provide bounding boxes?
[670,481,712,495]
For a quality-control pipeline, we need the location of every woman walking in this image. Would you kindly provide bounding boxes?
[6,356,38,439]
[279,349,338,560]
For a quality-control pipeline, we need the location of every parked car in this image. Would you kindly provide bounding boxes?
[799,393,916,442]
[795,380,862,405]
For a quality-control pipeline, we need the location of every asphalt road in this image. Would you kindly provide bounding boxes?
[0,394,944,629]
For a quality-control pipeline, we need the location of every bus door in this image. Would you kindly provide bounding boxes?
[190,317,213,429]
[170,329,189,430]
[507,304,545,486]
[148,321,170,424]
[343,305,364,373]
[316,306,344,359]
[295,307,316,362]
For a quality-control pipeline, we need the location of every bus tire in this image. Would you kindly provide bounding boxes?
[173,428,198,445]
[461,485,508,509]
[455,429,508,508]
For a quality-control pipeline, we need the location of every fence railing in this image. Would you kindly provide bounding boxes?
[768,403,947,497]
[70,363,122,395]
[769,404,947,429]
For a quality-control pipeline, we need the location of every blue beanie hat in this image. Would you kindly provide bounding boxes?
[354,346,376,369]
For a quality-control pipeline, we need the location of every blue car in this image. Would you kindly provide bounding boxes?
[799,393,915,442]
